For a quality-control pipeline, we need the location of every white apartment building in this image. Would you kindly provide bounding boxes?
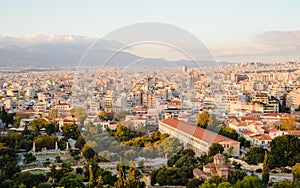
[290,88,300,109]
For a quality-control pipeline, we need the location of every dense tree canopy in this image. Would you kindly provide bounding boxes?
[34,134,58,151]
[59,175,86,188]
[208,143,224,157]
[234,176,265,188]
[151,149,197,186]
[269,135,300,168]
[12,172,48,188]
[245,146,266,165]
[0,144,20,179]
[238,137,251,148]
[228,169,247,184]
[61,123,81,140]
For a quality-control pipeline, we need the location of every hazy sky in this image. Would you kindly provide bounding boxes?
[1,0,300,63]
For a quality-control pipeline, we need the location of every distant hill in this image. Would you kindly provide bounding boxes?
[0,42,234,68]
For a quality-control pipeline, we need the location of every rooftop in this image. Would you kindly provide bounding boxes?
[161,118,239,145]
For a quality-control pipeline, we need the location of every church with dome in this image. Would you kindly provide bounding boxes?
[193,153,234,180]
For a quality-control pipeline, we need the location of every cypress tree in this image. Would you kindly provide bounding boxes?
[117,163,126,188]
[262,151,269,184]
[89,164,94,187]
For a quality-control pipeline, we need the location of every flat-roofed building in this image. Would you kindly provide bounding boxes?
[159,118,240,157]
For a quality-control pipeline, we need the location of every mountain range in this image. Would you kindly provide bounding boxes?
[0,37,233,68]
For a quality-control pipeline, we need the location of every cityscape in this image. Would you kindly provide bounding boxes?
[1,1,300,188]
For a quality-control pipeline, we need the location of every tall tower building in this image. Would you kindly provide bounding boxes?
[181,65,187,72]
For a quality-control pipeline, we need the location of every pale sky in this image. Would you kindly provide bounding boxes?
[1,0,300,63]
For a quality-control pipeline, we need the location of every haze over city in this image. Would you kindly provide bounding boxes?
[1,1,300,188]
[1,0,300,64]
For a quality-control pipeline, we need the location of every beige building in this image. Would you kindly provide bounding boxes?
[290,88,300,109]
[159,118,240,157]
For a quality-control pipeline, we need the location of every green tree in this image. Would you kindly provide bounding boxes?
[73,107,87,123]
[82,143,97,161]
[0,144,20,179]
[199,181,217,188]
[269,135,300,168]
[54,162,72,182]
[47,164,56,180]
[141,146,157,159]
[45,123,57,135]
[117,163,126,188]
[238,137,250,148]
[32,118,48,131]
[12,172,48,188]
[84,162,117,187]
[208,143,224,157]
[96,175,103,187]
[209,175,226,185]
[293,163,300,182]
[61,123,80,140]
[23,153,36,164]
[1,179,16,188]
[0,106,9,125]
[218,182,233,188]
[174,155,197,169]
[272,180,300,188]
[75,135,86,149]
[280,116,296,130]
[219,127,238,140]
[125,165,141,188]
[228,169,247,184]
[59,176,86,188]
[158,137,183,157]
[262,151,269,184]
[124,149,138,161]
[234,176,265,188]
[187,178,205,188]
[34,134,58,151]
[150,169,158,185]
[245,146,265,165]
[197,111,210,128]
[167,154,183,167]
[89,164,94,187]
[181,148,196,156]
[37,182,52,188]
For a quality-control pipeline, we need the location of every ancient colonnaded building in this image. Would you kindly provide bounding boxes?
[159,118,240,157]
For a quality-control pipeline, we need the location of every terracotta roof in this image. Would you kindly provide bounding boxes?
[262,113,293,118]
[230,121,241,126]
[241,116,259,121]
[240,130,255,136]
[168,100,182,105]
[264,127,280,133]
[161,118,239,144]
[253,133,272,141]
[56,103,69,106]
[227,116,237,119]
[22,110,35,113]
[63,119,78,123]
[204,162,216,168]
[135,117,146,120]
